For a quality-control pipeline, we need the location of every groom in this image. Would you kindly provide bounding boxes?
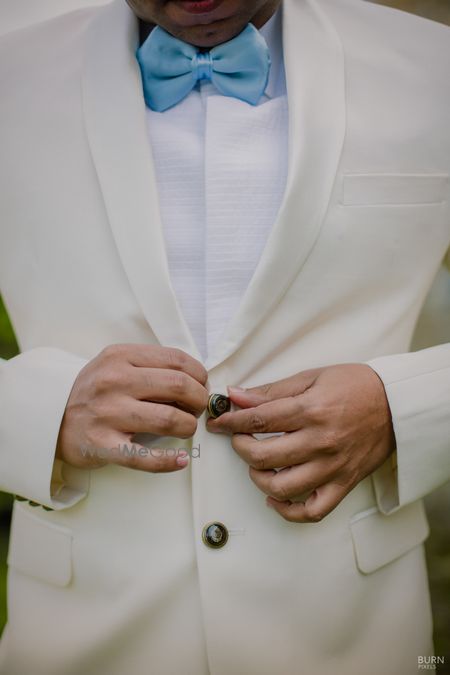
[0,1,449,674]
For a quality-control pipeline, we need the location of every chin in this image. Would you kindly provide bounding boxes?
[172,19,246,47]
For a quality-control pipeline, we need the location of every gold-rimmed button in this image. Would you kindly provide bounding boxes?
[202,522,229,549]
[207,394,231,419]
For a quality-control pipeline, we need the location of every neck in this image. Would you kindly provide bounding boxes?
[252,0,281,29]
[139,20,153,45]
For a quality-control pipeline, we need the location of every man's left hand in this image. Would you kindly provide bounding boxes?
[206,364,396,523]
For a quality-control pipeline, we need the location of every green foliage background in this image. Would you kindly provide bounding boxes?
[0,295,18,631]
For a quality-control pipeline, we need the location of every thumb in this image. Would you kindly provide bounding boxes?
[227,368,321,408]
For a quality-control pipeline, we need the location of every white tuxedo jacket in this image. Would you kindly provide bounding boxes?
[0,1,449,674]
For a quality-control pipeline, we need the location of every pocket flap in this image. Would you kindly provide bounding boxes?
[350,500,429,575]
[342,173,449,205]
[7,501,73,587]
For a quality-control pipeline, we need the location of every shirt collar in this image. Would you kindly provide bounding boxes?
[258,6,285,100]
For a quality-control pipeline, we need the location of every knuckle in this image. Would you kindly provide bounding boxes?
[149,452,168,473]
[91,400,115,426]
[231,435,244,452]
[342,466,359,490]
[142,371,155,392]
[99,345,115,361]
[305,402,326,424]
[167,348,188,371]
[197,366,209,386]
[248,413,266,433]
[100,344,124,361]
[82,430,103,455]
[179,416,198,439]
[129,409,144,428]
[86,396,110,422]
[306,505,327,523]
[169,372,188,396]
[318,427,339,451]
[198,390,210,412]
[259,382,275,397]
[285,446,301,467]
[249,448,267,471]
[156,407,177,434]
[270,479,288,501]
[302,478,318,495]
[95,367,124,393]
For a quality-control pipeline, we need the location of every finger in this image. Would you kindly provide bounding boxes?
[101,344,208,385]
[249,460,327,501]
[75,432,189,473]
[266,482,348,523]
[110,440,190,473]
[117,400,198,439]
[231,430,316,470]
[207,397,307,435]
[70,431,134,469]
[129,368,209,416]
[227,368,321,407]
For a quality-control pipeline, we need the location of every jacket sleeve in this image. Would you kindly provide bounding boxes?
[365,248,450,515]
[0,347,90,510]
[366,341,450,515]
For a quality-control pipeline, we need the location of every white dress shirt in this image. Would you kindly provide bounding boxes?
[145,10,288,359]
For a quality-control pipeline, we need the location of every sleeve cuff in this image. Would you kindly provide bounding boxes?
[0,347,90,510]
[366,344,450,515]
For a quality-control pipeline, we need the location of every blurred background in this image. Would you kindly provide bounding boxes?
[0,0,449,670]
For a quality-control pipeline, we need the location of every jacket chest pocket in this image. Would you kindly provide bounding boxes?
[341,173,449,206]
[320,172,450,280]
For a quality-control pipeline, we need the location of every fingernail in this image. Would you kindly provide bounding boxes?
[176,453,190,467]
[228,386,246,394]
[266,499,274,509]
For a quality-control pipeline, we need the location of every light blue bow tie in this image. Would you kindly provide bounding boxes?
[137,24,271,112]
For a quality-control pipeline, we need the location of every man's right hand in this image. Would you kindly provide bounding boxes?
[56,344,208,473]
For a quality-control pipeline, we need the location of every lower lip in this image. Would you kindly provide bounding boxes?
[174,0,224,15]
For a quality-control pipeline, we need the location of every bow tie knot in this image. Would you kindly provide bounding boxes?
[194,52,214,82]
[137,24,271,112]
